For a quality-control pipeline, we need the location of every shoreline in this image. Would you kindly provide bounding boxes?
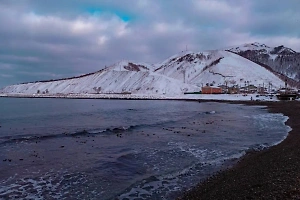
[1,95,298,198]
[0,93,279,102]
[178,100,300,199]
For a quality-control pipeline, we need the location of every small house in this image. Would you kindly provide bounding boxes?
[201,86,222,94]
[228,86,239,94]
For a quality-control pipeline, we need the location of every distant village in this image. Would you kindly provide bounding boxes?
[196,81,299,100]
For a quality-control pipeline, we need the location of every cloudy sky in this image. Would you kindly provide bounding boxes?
[0,0,299,87]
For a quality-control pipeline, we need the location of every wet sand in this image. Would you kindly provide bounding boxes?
[179,101,300,200]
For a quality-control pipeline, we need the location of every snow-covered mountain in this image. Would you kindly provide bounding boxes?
[154,50,286,89]
[0,43,297,96]
[0,61,199,96]
[227,42,300,87]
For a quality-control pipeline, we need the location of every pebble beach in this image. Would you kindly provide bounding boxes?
[179,100,300,199]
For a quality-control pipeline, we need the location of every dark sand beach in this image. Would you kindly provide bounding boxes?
[179,101,300,200]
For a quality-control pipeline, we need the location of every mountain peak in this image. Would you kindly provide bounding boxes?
[109,60,153,72]
[225,43,300,84]
[270,45,296,55]
[226,42,297,55]
[243,42,270,48]
[1,42,299,96]
[226,42,272,53]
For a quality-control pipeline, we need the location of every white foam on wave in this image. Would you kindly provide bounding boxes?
[272,115,291,146]
[168,141,211,159]
[118,110,292,199]
[118,150,247,200]
[244,113,291,147]
[118,142,247,200]
[0,170,92,200]
[87,128,108,134]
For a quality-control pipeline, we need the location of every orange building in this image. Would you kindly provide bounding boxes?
[201,86,222,94]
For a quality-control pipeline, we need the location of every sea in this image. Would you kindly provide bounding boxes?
[0,98,290,200]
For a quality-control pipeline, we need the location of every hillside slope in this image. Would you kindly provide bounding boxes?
[0,61,199,96]
[227,42,300,84]
[155,50,286,88]
[0,43,297,96]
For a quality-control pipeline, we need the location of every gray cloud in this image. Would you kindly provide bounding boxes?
[0,0,299,88]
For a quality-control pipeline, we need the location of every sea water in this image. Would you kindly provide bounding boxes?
[0,98,290,199]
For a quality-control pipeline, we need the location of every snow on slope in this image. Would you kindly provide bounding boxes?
[201,51,286,88]
[154,50,222,86]
[109,60,156,72]
[226,42,273,53]
[155,50,286,88]
[227,42,297,60]
[0,45,291,96]
[1,61,199,96]
[226,42,300,84]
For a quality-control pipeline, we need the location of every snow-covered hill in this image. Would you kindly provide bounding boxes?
[155,50,286,88]
[0,61,199,96]
[226,42,300,84]
[0,44,296,97]
[227,42,296,56]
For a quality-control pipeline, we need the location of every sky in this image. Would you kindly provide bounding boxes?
[0,0,299,88]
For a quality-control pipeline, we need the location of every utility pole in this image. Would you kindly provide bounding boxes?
[270,82,273,93]
[285,79,288,89]
[247,81,249,93]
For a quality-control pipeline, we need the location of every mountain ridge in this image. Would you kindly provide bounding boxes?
[226,42,300,82]
[1,43,299,96]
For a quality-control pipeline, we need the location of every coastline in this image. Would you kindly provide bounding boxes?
[0,93,278,102]
[1,94,299,198]
[178,100,300,199]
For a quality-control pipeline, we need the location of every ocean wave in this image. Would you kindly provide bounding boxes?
[117,149,247,200]
[0,170,95,200]
[0,113,203,146]
[0,125,139,145]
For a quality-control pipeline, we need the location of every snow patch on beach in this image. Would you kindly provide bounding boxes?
[0,93,281,102]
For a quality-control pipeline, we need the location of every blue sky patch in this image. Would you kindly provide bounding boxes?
[86,7,131,22]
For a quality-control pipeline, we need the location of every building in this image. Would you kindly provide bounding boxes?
[240,85,258,93]
[227,86,239,94]
[201,86,222,94]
